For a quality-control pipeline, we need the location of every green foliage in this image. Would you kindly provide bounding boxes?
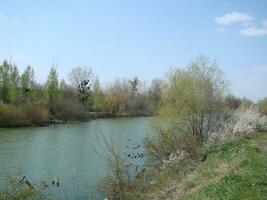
[240,97,254,108]
[143,56,229,181]
[45,67,59,105]
[224,94,241,110]
[58,80,77,100]
[0,58,158,126]
[144,128,202,165]
[0,103,49,127]
[180,132,267,200]
[20,66,36,102]
[45,67,59,115]
[0,58,160,125]
[159,56,228,138]
[258,97,267,115]
[91,79,104,111]
[0,60,19,103]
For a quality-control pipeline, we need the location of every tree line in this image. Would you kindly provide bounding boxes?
[0,59,164,126]
[1,58,266,127]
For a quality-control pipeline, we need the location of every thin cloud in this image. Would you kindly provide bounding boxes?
[215,27,225,32]
[240,19,267,36]
[0,13,19,24]
[215,12,253,26]
[215,11,267,37]
[240,26,267,36]
[242,21,254,28]
[251,66,267,72]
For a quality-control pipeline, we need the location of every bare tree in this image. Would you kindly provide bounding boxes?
[149,78,164,108]
[68,66,95,88]
[128,76,140,93]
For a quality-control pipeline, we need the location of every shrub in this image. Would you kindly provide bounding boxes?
[0,103,25,126]
[159,56,228,140]
[51,99,90,121]
[0,174,51,200]
[23,103,50,124]
[208,106,267,141]
[97,135,149,200]
[143,127,203,167]
[104,90,129,114]
[258,97,267,115]
[0,103,49,127]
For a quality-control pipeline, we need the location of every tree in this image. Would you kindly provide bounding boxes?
[11,65,20,88]
[68,66,94,88]
[78,79,92,105]
[59,79,67,99]
[68,66,95,107]
[159,56,228,139]
[224,94,241,110]
[0,60,19,103]
[149,78,164,109]
[45,67,59,105]
[104,79,130,114]
[91,78,104,111]
[128,76,139,94]
[58,79,77,100]
[59,79,66,91]
[21,66,35,102]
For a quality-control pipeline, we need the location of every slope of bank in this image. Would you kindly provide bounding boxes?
[148,132,267,200]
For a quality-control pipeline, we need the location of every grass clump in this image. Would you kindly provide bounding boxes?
[0,174,53,200]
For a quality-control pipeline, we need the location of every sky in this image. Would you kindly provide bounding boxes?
[0,0,266,101]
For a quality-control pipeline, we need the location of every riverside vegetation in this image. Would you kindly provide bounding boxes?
[0,56,267,199]
[98,56,267,200]
[0,60,163,127]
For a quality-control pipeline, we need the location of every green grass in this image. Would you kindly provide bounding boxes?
[180,132,267,200]
[148,132,267,200]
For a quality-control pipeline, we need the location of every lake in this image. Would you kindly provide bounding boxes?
[0,117,153,199]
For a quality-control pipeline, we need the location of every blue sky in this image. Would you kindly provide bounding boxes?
[0,0,266,101]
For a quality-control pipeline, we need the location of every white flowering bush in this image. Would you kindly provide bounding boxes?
[161,150,188,169]
[208,106,267,141]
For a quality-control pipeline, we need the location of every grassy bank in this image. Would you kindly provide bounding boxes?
[146,132,267,200]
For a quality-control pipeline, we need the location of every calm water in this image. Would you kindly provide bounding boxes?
[0,117,153,199]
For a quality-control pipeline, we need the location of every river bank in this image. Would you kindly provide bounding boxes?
[0,111,153,128]
[88,111,152,119]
